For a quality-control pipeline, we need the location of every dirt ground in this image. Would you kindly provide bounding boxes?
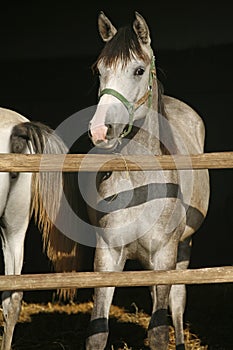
[1,268,233,349]
[0,297,207,350]
[1,281,233,349]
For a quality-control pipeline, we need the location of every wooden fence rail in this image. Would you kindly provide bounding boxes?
[0,152,232,292]
[1,266,233,291]
[0,151,233,172]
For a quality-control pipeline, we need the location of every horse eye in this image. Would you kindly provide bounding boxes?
[134,67,145,76]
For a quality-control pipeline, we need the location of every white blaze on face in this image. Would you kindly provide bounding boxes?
[89,104,108,143]
[89,93,119,144]
[90,59,147,144]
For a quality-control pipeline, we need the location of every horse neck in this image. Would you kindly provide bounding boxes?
[123,85,161,155]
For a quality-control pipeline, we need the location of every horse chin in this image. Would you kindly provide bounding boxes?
[92,138,119,150]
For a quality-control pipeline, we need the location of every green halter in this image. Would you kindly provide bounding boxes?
[98,51,156,138]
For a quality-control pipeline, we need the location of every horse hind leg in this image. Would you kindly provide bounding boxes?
[1,228,26,350]
[1,291,23,350]
[1,227,26,350]
[1,228,25,350]
[0,173,31,350]
[169,237,192,350]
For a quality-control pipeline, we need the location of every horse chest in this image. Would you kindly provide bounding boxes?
[96,169,184,248]
[97,170,178,201]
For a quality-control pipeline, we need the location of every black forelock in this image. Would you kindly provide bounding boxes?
[92,25,149,72]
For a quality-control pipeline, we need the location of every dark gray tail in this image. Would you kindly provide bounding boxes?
[10,122,80,297]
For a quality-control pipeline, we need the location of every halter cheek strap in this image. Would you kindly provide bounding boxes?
[98,51,156,138]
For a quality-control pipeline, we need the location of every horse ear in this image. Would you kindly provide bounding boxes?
[133,12,151,45]
[98,11,117,42]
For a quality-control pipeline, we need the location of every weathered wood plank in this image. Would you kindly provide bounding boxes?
[1,266,233,291]
[0,152,233,172]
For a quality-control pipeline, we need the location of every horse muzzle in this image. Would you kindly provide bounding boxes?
[89,122,121,149]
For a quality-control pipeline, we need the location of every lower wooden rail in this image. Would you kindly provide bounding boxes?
[1,266,233,291]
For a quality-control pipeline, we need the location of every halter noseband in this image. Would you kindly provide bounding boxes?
[98,51,156,138]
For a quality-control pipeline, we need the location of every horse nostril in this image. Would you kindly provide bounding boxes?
[95,140,104,145]
[106,124,113,139]
[88,122,93,137]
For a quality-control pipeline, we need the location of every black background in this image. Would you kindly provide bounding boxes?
[1,1,233,347]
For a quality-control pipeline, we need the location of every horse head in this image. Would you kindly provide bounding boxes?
[89,11,157,149]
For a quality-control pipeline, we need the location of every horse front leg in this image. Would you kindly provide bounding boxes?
[169,237,192,350]
[86,245,126,350]
[86,286,115,349]
[148,283,171,350]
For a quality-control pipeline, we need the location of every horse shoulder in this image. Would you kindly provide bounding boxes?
[162,95,206,154]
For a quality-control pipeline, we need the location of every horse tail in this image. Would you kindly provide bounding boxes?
[10,121,79,297]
